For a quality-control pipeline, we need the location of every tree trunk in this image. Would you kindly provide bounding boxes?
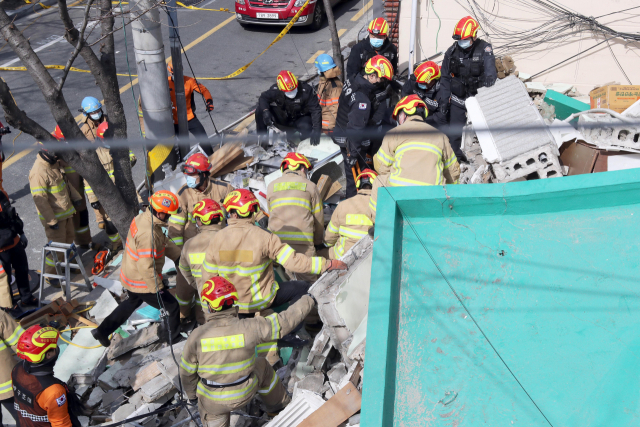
[323,0,343,80]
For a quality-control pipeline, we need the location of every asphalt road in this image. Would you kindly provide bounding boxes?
[0,0,374,282]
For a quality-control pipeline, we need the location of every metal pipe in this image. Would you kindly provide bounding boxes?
[408,0,419,74]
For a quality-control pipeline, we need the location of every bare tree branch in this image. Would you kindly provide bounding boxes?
[0,77,57,143]
[57,0,96,92]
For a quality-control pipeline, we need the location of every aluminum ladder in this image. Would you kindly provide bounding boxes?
[38,242,93,307]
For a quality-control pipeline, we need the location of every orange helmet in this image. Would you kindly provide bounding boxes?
[201,277,239,311]
[355,168,378,189]
[52,125,64,141]
[182,153,211,175]
[223,189,260,217]
[414,61,441,84]
[97,121,109,139]
[393,95,428,120]
[149,190,180,215]
[368,17,389,36]
[17,325,58,363]
[453,16,479,40]
[364,55,394,81]
[276,70,298,92]
[281,152,312,172]
[193,199,224,225]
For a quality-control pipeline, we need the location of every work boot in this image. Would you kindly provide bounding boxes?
[278,332,309,348]
[91,328,111,347]
[20,296,39,308]
[2,304,23,319]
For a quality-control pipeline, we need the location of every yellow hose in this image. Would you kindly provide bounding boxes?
[59,326,108,350]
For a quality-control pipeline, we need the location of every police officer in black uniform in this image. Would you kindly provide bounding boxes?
[401,60,448,131]
[334,55,394,198]
[440,16,497,162]
[347,18,398,83]
[256,70,322,145]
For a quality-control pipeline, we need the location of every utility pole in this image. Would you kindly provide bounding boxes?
[166,0,190,161]
[322,0,343,79]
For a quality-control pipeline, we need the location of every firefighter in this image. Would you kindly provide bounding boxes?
[29,145,83,287]
[177,199,226,324]
[91,191,183,347]
[0,309,23,423]
[324,169,377,260]
[440,16,497,162]
[401,61,448,130]
[334,55,395,198]
[314,54,343,132]
[367,173,390,222]
[346,18,398,82]
[180,277,313,426]
[256,71,322,145]
[202,190,346,346]
[267,153,323,281]
[167,61,215,155]
[0,190,36,313]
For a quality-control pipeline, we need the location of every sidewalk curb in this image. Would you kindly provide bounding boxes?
[6,0,58,21]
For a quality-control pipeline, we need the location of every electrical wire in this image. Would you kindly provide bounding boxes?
[59,326,103,349]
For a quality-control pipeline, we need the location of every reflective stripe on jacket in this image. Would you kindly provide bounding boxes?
[317,67,343,130]
[178,225,223,307]
[368,174,390,222]
[84,147,114,203]
[0,310,24,400]
[29,155,82,226]
[324,189,372,259]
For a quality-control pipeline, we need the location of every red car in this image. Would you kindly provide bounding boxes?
[235,0,340,31]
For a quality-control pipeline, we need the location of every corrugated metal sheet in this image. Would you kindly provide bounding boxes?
[265,389,325,427]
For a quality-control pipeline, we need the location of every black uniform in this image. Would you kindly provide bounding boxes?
[401,75,448,130]
[346,37,398,82]
[256,82,322,140]
[440,39,497,160]
[334,74,392,198]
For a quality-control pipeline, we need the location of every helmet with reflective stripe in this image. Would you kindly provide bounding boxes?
[368,17,389,36]
[314,53,336,73]
[414,61,441,84]
[223,189,260,217]
[149,190,180,215]
[355,168,378,189]
[364,55,394,81]
[182,153,211,175]
[17,325,58,364]
[281,152,312,172]
[52,125,64,141]
[81,96,102,115]
[201,277,239,311]
[97,121,109,139]
[193,199,224,225]
[276,70,298,92]
[393,94,428,120]
[453,16,479,40]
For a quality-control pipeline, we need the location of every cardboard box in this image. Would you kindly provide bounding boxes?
[589,85,640,113]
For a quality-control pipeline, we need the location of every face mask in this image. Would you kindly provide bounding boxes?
[186,175,198,188]
[457,39,472,49]
[370,37,384,49]
[417,83,427,90]
[285,88,298,99]
[90,112,102,121]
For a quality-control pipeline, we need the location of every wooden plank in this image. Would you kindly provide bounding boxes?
[214,155,254,177]
[131,361,162,391]
[316,175,332,201]
[298,381,361,427]
[325,181,343,200]
[69,313,98,328]
[209,142,244,176]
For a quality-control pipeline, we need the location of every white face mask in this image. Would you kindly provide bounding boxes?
[186,175,198,188]
[457,39,472,49]
[90,112,102,121]
[418,83,427,90]
[285,88,298,98]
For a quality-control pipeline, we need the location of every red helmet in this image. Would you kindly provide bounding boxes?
[193,199,224,225]
[17,325,57,364]
[182,153,211,175]
[453,16,479,40]
[223,189,260,217]
[276,70,298,92]
[364,55,394,81]
[149,190,180,215]
[414,61,441,85]
[355,168,378,189]
[201,277,239,311]
[281,152,312,172]
[393,95,428,120]
[368,17,389,36]
[52,125,64,141]
[96,121,109,139]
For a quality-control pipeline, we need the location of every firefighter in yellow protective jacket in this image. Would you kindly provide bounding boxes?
[180,277,312,427]
[324,169,376,259]
[178,199,225,323]
[267,153,323,281]
[367,172,390,222]
[0,309,24,423]
[92,191,182,348]
[314,54,343,131]
[202,190,346,347]
[29,146,83,286]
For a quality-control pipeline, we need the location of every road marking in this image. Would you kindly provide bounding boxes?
[307,50,325,64]
[329,28,347,41]
[3,142,37,168]
[351,0,372,21]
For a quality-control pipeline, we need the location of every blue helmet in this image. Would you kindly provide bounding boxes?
[314,54,336,73]
[81,96,102,115]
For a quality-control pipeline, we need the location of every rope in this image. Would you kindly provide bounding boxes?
[58,326,103,349]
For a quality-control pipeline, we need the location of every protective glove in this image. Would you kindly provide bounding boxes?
[262,110,274,127]
[72,199,82,207]
[129,151,137,167]
[325,259,348,271]
[49,223,59,230]
[375,84,393,103]
[257,216,269,230]
[206,99,214,112]
[188,398,198,406]
[439,102,449,116]
[19,234,28,248]
[90,201,101,210]
[310,132,321,146]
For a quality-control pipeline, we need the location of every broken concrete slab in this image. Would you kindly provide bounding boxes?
[306,328,331,370]
[327,363,347,384]
[265,389,325,427]
[140,374,176,403]
[100,389,126,413]
[141,340,186,365]
[132,361,162,391]
[112,355,144,388]
[98,361,123,391]
[576,112,640,153]
[294,372,325,395]
[93,277,123,297]
[491,143,564,182]
[157,358,181,389]
[89,288,119,324]
[108,323,160,360]
[86,387,105,409]
[54,329,108,384]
